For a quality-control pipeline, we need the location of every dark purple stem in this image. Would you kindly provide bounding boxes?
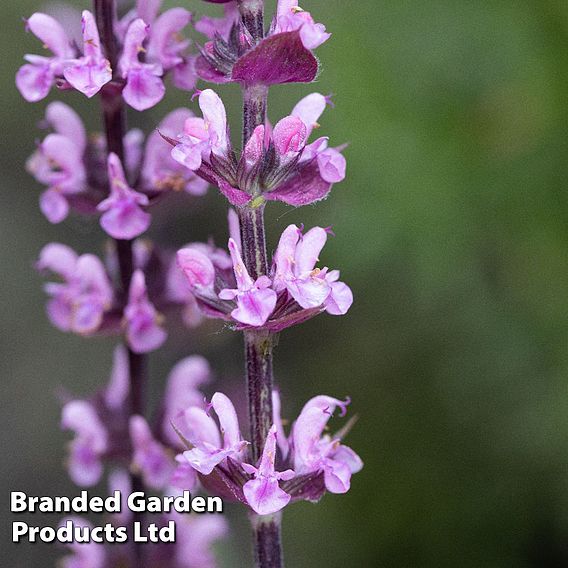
[94,1,146,565]
[251,512,283,568]
[237,2,283,567]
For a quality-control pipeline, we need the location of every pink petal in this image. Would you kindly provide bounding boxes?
[16,62,54,102]
[299,21,330,50]
[99,200,151,239]
[68,442,104,487]
[183,407,221,449]
[37,243,78,277]
[75,254,113,305]
[73,299,106,333]
[40,189,69,223]
[183,445,232,475]
[272,116,307,156]
[61,400,106,447]
[287,277,330,310]
[172,56,199,91]
[332,445,364,474]
[272,224,301,291]
[123,67,166,111]
[136,0,161,25]
[41,134,85,190]
[228,209,242,253]
[272,391,290,458]
[323,459,352,493]
[63,59,112,98]
[199,89,228,155]
[243,477,291,515]
[295,226,328,274]
[163,356,210,447]
[130,416,174,490]
[227,238,254,290]
[146,8,192,69]
[27,12,73,58]
[291,93,327,137]
[127,317,167,353]
[176,247,216,288]
[80,10,103,59]
[46,297,73,331]
[243,125,265,167]
[211,392,242,448]
[325,281,353,315]
[317,148,346,183]
[119,18,149,73]
[232,287,277,327]
[104,345,130,410]
[46,101,87,151]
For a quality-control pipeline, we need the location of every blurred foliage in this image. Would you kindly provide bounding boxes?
[2,1,568,567]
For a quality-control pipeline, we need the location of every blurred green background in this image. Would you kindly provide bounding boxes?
[3,0,568,566]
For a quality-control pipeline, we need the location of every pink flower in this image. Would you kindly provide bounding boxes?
[97,153,150,240]
[60,345,130,487]
[37,243,113,334]
[117,0,197,93]
[195,3,239,41]
[27,102,87,223]
[274,0,330,50]
[119,19,165,111]
[182,392,248,474]
[171,89,230,171]
[16,13,75,102]
[124,270,167,353]
[272,224,353,314]
[61,401,108,487]
[167,90,345,207]
[171,511,228,568]
[175,390,362,513]
[130,415,175,489]
[218,239,277,327]
[176,221,352,331]
[142,109,208,194]
[63,11,112,98]
[265,93,346,206]
[291,396,363,494]
[242,426,295,515]
[162,356,211,448]
[103,345,131,411]
[146,8,192,71]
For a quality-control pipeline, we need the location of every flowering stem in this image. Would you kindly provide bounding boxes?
[94,1,146,565]
[237,2,283,564]
[244,327,273,461]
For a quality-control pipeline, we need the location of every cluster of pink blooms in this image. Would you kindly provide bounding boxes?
[59,351,227,567]
[167,88,346,207]
[17,2,196,108]
[177,216,353,330]
[19,0,362,565]
[62,350,362,519]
